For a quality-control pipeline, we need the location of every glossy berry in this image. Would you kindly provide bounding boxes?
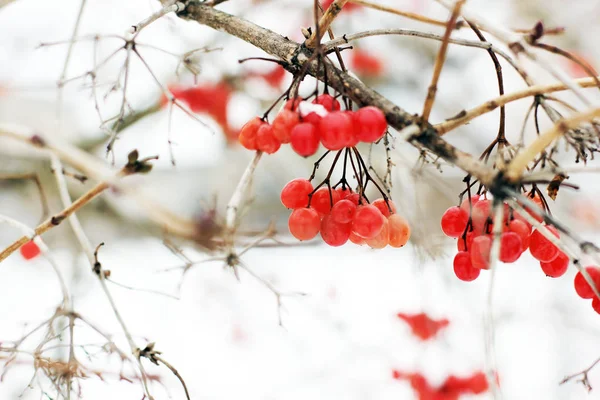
[280,179,313,209]
[459,194,480,213]
[272,109,299,143]
[355,106,387,143]
[349,231,365,245]
[388,214,411,248]
[288,208,321,241]
[290,123,320,157]
[540,251,569,278]
[457,230,475,252]
[574,267,600,299]
[303,112,322,126]
[453,251,480,281]
[313,94,340,111]
[336,187,353,199]
[311,187,340,215]
[284,97,302,111]
[499,232,522,263]
[529,225,559,263]
[471,199,491,233]
[372,198,396,218]
[320,215,351,246]
[238,117,263,150]
[471,235,492,269]
[508,219,531,251]
[331,199,357,224]
[319,111,355,150]
[20,240,41,260]
[366,219,389,249]
[441,206,469,238]
[352,205,385,239]
[256,124,281,154]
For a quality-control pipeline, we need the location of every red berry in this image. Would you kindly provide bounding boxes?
[460,194,480,213]
[366,218,389,249]
[284,97,302,111]
[457,230,475,252]
[499,232,522,263]
[593,297,600,314]
[288,208,320,241]
[574,267,600,299]
[320,215,351,246]
[290,123,320,157]
[349,231,365,245]
[345,192,366,206]
[256,124,281,154]
[238,117,263,150]
[471,235,492,269]
[319,111,355,150]
[515,192,545,223]
[303,112,322,126]
[508,219,531,251]
[454,251,480,281]
[272,109,299,143]
[441,206,469,238]
[352,205,385,239]
[372,198,396,218]
[280,179,313,209]
[529,225,559,263]
[311,187,340,215]
[355,106,387,143]
[388,214,410,248]
[471,199,491,233]
[540,251,569,278]
[336,187,353,199]
[20,240,41,260]
[331,199,357,224]
[313,94,340,111]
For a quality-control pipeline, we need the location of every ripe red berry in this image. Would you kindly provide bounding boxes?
[336,186,353,199]
[457,230,475,252]
[303,112,323,126]
[288,208,321,241]
[499,232,522,263]
[574,267,600,299]
[331,199,357,224]
[540,251,569,278]
[290,123,320,157]
[460,194,480,213]
[372,198,396,218]
[441,206,469,238]
[355,106,387,143]
[453,251,480,281]
[471,199,491,233]
[593,297,600,315]
[20,240,41,260]
[272,109,299,143]
[352,205,385,239]
[320,215,351,246]
[238,117,263,150]
[311,187,340,215]
[280,179,313,209]
[313,94,340,111]
[284,96,302,111]
[319,111,355,150]
[256,123,281,154]
[388,214,411,248]
[529,225,559,263]
[349,231,365,245]
[508,219,531,251]
[366,218,389,249]
[471,235,492,269]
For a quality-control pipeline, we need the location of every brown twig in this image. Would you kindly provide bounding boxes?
[305,0,348,48]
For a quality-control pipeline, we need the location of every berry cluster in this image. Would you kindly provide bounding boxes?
[238,94,388,157]
[440,193,568,282]
[281,178,410,249]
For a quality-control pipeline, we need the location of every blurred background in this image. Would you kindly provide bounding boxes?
[1,0,600,398]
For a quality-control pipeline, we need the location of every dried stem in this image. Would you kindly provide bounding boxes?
[306,0,348,48]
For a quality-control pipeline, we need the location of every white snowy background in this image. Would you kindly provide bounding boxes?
[2,0,600,399]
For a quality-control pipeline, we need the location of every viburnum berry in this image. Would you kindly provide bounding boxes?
[290,123,320,157]
[574,266,600,299]
[529,225,559,263]
[372,198,396,217]
[331,199,357,224]
[460,194,480,213]
[471,235,492,269]
[319,111,355,150]
[366,218,389,249]
[280,178,313,209]
[499,232,522,263]
[284,97,302,111]
[453,251,480,281]
[256,123,281,154]
[471,199,491,233]
[288,208,321,241]
[441,206,469,238]
[311,187,340,215]
[272,109,299,143]
[352,204,385,239]
[345,192,366,206]
[349,231,365,245]
[540,251,569,278]
[238,117,263,150]
[20,240,41,260]
[457,230,475,252]
[388,214,411,248]
[593,297,600,315]
[303,112,322,126]
[336,186,353,199]
[508,219,531,251]
[313,94,340,111]
[355,106,387,143]
[320,215,351,246]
